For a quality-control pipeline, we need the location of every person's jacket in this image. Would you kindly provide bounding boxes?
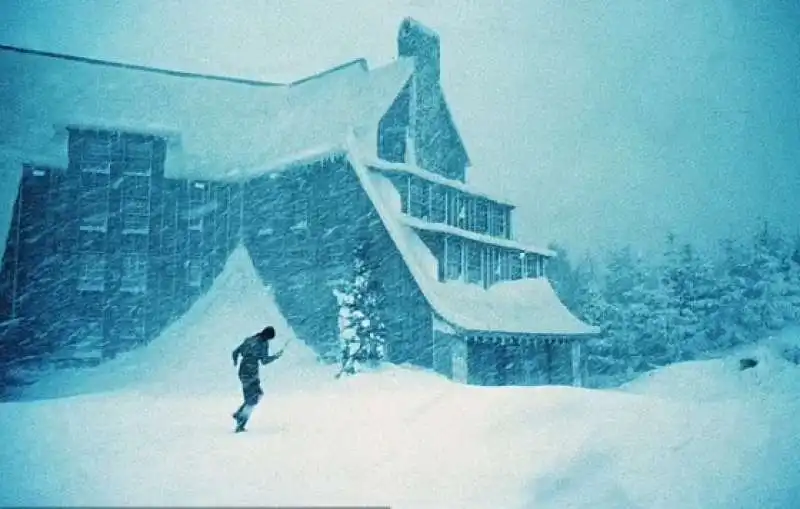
[232,335,280,383]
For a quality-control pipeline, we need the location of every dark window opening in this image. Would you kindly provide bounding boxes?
[466,242,482,284]
[78,253,106,291]
[430,184,446,223]
[409,177,430,220]
[510,251,523,280]
[444,236,463,281]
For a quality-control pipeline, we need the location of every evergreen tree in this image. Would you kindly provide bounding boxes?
[713,237,752,349]
[784,236,800,324]
[746,223,788,332]
[545,242,581,312]
[570,254,620,384]
[332,241,387,377]
[602,246,662,375]
[658,234,720,360]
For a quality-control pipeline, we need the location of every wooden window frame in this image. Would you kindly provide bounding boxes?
[78,253,107,292]
[120,253,148,294]
[444,235,463,281]
[79,163,111,233]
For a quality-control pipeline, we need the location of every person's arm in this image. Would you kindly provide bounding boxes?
[260,343,283,365]
[232,342,243,366]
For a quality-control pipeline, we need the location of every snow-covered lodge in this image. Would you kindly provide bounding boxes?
[0,19,598,386]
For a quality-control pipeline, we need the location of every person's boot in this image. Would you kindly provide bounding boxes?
[235,404,254,432]
[232,403,245,420]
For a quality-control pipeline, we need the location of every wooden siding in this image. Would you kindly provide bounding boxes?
[378,81,410,163]
[242,155,433,366]
[0,128,243,363]
[464,336,576,386]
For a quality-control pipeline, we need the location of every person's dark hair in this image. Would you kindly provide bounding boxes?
[258,326,276,340]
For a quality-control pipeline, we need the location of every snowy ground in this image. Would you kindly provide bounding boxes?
[1,247,799,509]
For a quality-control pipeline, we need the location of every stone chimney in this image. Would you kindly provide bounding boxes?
[398,17,441,82]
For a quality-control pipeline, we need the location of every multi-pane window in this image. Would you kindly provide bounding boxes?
[78,253,106,291]
[83,320,104,342]
[120,254,148,293]
[510,251,523,280]
[188,182,207,231]
[84,134,114,161]
[79,163,110,232]
[444,236,463,281]
[115,304,145,340]
[457,196,470,230]
[485,246,499,287]
[498,249,510,281]
[122,175,150,234]
[125,157,152,177]
[187,258,204,288]
[446,191,459,227]
[125,139,153,173]
[489,204,509,238]
[430,184,447,223]
[474,199,489,234]
[409,177,430,220]
[524,253,540,278]
[466,242,482,284]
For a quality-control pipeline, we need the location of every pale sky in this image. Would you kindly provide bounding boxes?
[2,0,798,259]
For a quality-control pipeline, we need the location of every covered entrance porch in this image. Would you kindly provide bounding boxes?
[433,324,585,386]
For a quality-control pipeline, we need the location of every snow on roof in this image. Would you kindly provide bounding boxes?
[363,156,514,207]
[0,45,413,183]
[202,57,413,182]
[347,134,598,336]
[400,214,555,257]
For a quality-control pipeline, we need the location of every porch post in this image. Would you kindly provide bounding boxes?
[571,340,582,387]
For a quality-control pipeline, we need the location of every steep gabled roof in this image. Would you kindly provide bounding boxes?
[0,44,413,183]
[0,44,285,87]
[0,44,413,266]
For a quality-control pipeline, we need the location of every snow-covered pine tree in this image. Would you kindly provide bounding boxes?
[713,237,752,349]
[602,245,663,377]
[570,254,619,386]
[740,223,793,336]
[658,234,720,360]
[785,236,800,324]
[332,241,387,377]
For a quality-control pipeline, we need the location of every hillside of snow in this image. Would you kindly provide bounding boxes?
[1,247,799,508]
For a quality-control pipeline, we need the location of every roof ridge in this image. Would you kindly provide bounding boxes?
[289,58,368,86]
[0,44,285,87]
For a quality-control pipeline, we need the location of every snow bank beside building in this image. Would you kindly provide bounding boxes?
[14,244,335,401]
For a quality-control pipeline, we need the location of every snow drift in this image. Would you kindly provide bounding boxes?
[14,244,337,401]
[1,247,799,508]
